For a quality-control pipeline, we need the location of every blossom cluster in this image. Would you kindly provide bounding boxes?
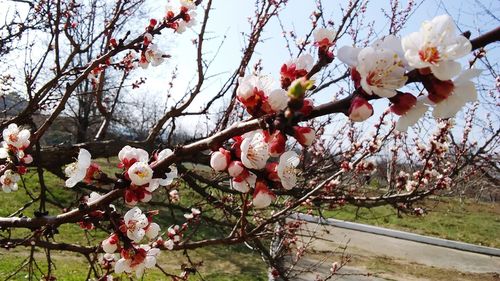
[88,0,200,83]
[118,145,177,205]
[337,15,478,131]
[0,124,32,192]
[211,130,302,208]
[216,28,337,208]
[64,148,101,188]
[100,207,162,278]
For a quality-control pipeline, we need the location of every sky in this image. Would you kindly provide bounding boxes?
[144,0,499,136]
[0,0,498,139]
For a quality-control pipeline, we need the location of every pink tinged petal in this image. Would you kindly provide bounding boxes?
[395,101,429,132]
[102,239,118,254]
[277,151,300,190]
[210,151,229,171]
[447,36,472,59]
[0,148,8,159]
[159,165,177,186]
[432,93,467,119]
[267,89,288,112]
[296,53,314,71]
[141,192,152,203]
[372,87,397,98]
[147,179,160,192]
[133,228,146,243]
[253,192,272,208]
[455,68,482,84]
[18,129,31,142]
[77,149,92,168]
[135,265,146,278]
[114,259,127,273]
[65,177,79,188]
[146,223,160,239]
[157,148,173,161]
[231,172,256,193]
[430,60,461,81]
[374,35,405,59]
[148,247,160,255]
[118,145,131,161]
[144,256,157,268]
[454,81,477,103]
[124,207,141,224]
[228,161,245,177]
[293,126,315,147]
[348,97,373,122]
[337,46,361,66]
[164,239,174,250]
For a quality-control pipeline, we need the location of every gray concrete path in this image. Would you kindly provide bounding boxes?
[288,220,500,280]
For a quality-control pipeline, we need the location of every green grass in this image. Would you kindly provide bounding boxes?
[319,197,500,248]
[0,160,266,281]
[0,159,498,280]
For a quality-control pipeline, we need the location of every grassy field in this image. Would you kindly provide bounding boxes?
[0,158,498,280]
[0,161,267,280]
[320,197,500,248]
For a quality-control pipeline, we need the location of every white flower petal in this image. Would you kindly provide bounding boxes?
[430,60,461,81]
[268,89,288,111]
[337,46,361,66]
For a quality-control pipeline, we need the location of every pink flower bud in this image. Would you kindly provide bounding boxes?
[22,154,33,164]
[267,132,286,157]
[351,67,361,89]
[265,162,280,182]
[422,75,454,103]
[228,161,245,177]
[299,99,314,116]
[390,93,417,115]
[293,126,315,147]
[210,148,231,171]
[348,97,373,122]
[252,180,276,209]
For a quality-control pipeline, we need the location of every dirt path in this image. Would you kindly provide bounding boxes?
[290,221,500,280]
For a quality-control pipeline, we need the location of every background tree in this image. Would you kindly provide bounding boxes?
[0,0,498,280]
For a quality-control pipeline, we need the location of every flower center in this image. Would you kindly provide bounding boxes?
[127,219,138,232]
[64,163,78,177]
[419,46,440,64]
[135,169,148,179]
[366,71,384,87]
[8,134,18,143]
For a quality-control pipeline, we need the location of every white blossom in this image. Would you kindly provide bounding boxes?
[338,36,407,98]
[118,146,149,164]
[432,69,481,119]
[0,170,20,192]
[402,14,471,81]
[240,130,270,170]
[127,162,153,186]
[123,207,149,243]
[115,245,160,278]
[2,124,30,149]
[64,149,91,188]
[313,28,336,47]
[277,151,300,190]
[395,97,430,132]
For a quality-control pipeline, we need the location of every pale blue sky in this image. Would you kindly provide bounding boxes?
[0,0,498,138]
[150,0,499,135]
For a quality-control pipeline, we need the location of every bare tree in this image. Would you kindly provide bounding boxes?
[0,0,498,280]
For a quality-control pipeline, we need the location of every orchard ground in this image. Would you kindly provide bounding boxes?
[0,158,498,280]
